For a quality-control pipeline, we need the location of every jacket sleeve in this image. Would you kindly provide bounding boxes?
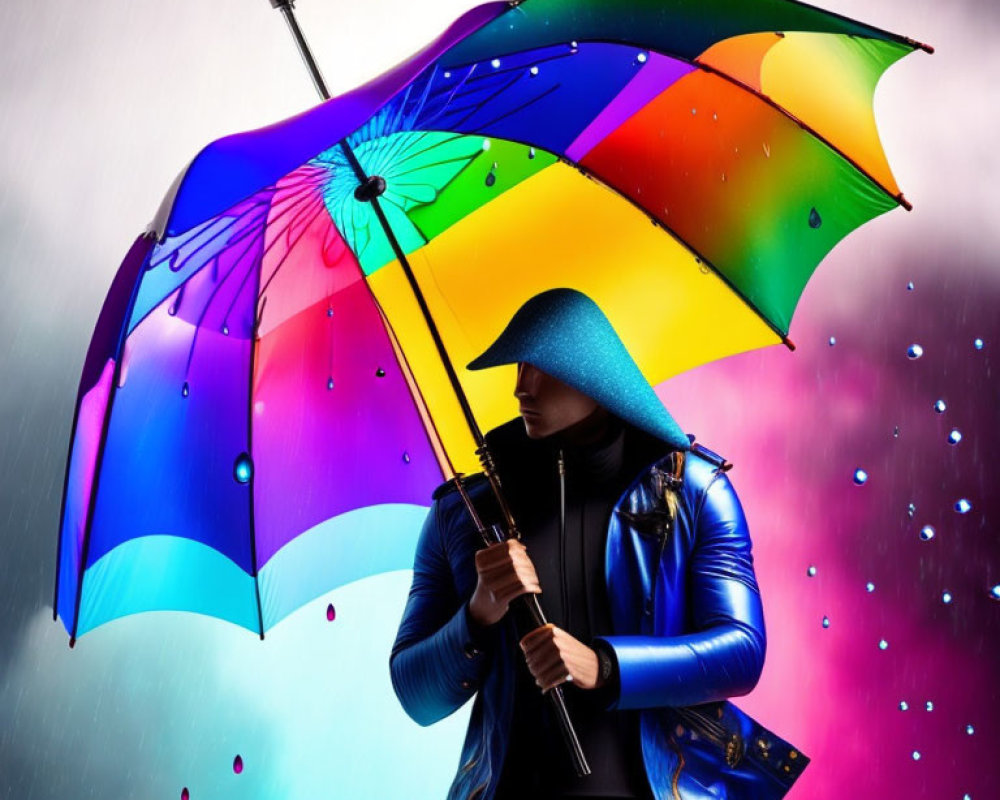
[389,498,494,726]
[595,469,766,711]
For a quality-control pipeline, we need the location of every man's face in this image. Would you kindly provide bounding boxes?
[514,362,599,439]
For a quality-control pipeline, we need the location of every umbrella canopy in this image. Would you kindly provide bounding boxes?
[55,0,930,642]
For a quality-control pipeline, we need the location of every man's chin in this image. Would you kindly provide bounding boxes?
[521,416,549,439]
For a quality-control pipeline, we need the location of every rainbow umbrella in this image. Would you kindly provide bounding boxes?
[54,0,932,645]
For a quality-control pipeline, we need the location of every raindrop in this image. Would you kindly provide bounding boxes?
[528,147,536,159]
[893,425,900,438]
[375,368,386,378]
[491,58,501,68]
[482,139,492,151]
[911,751,920,761]
[443,71,452,79]
[808,208,822,228]
[181,381,189,398]
[168,305,177,316]
[807,565,816,577]
[907,503,916,518]
[933,399,946,413]
[222,325,229,336]
[327,307,334,317]
[907,343,924,359]
[853,468,868,485]
[899,700,909,711]
[966,724,975,735]
[529,65,539,76]
[906,281,914,291]
[973,337,984,350]
[828,336,836,346]
[233,754,243,774]
[948,429,962,445]
[570,40,579,49]
[326,603,336,622]
[866,582,875,592]
[485,163,498,187]
[763,142,771,158]
[637,52,648,63]
[991,585,1000,601]
[253,400,265,415]
[925,701,934,711]
[955,498,971,514]
[721,173,726,182]
[942,591,953,604]
[327,377,335,390]
[712,112,718,121]
[181,789,189,800]
[233,453,253,484]
[919,525,935,541]
[878,638,888,650]
[403,451,411,464]
[691,107,697,115]
[821,616,830,628]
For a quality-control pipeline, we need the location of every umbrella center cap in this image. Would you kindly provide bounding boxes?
[354,175,387,203]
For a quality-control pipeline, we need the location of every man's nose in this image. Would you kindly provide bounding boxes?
[514,362,536,398]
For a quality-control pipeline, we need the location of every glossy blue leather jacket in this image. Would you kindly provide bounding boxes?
[390,435,804,799]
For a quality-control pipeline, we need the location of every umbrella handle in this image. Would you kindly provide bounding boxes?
[480,523,591,777]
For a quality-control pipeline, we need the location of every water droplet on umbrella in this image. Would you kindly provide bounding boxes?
[821,616,830,628]
[403,451,410,464]
[326,603,336,621]
[828,336,836,346]
[181,789,189,800]
[528,147,536,159]
[485,164,498,187]
[893,425,900,438]
[482,139,492,151]
[721,172,726,182]
[233,755,243,774]
[942,591,952,604]
[948,429,962,445]
[712,112,718,121]
[254,401,265,415]
[973,337,984,350]
[925,701,934,711]
[808,208,822,228]
[181,382,189,398]
[234,453,253,484]
[878,639,888,650]
[222,324,231,336]
[491,58,501,68]
[906,281,914,291]
[168,305,177,316]
[911,751,921,761]
[907,344,923,359]
[919,525,935,541]
[327,307,334,317]
[691,107,697,115]
[866,582,875,592]
[907,503,916,518]
[990,585,1000,601]
[807,565,816,577]
[853,468,868,485]
[570,40,579,49]
[966,724,975,735]
[637,52,648,63]
[899,700,909,711]
[955,498,971,514]
[327,377,335,390]
[934,399,946,413]
[529,65,539,76]
[762,142,771,158]
[376,368,386,378]
[443,71,452,79]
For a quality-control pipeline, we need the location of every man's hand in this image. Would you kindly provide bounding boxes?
[468,539,542,627]
[519,623,602,691]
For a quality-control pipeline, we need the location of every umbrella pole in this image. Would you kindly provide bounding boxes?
[268,0,591,777]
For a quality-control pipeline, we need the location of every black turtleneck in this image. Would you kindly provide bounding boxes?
[478,413,664,800]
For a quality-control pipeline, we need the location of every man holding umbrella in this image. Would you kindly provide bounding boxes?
[390,289,791,800]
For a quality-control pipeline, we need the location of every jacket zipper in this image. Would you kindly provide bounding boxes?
[558,449,568,629]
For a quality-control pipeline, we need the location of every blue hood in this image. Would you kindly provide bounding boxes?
[467,288,690,452]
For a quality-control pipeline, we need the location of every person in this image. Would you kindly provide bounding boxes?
[389,288,774,800]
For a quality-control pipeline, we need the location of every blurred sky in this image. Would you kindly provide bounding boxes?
[1,1,998,799]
